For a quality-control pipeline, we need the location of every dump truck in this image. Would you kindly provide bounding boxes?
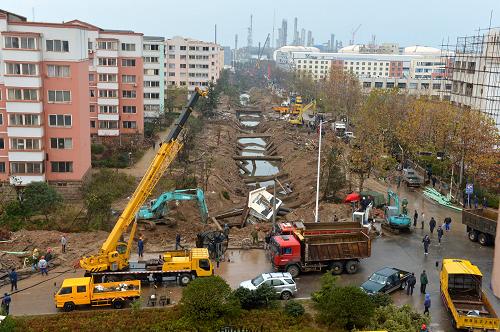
[269,224,371,277]
[463,208,497,246]
[54,277,141,312]
[440,259,499,331]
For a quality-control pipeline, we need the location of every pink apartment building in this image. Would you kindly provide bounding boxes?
[0,10,143,195]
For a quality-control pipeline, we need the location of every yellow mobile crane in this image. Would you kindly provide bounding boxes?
[80,87,213,285]
[289,100,316,125]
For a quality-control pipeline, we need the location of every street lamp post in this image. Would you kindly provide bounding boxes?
[314,120,327,223]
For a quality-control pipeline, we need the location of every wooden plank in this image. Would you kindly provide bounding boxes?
[237,134,272,138]
[233,155,282,161]
[211,216,223,231]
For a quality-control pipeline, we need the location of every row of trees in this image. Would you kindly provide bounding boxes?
[280,66,499,195]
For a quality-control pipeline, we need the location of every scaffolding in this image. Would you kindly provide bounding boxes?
[440,27,500,129]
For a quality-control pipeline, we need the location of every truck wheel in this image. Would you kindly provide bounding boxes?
[330,262,344,275]
[478,233,489,246]
[179,274,192,286]
[113,300,124,309]
[468,230,478,242]
[345,260,359,274]
[286,265,300,278]
[281,291,292,300]
[63,302,75,312]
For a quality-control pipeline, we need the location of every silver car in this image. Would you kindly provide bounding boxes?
[239,272,298,300]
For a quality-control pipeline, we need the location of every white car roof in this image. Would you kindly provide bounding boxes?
[262,272,293,280]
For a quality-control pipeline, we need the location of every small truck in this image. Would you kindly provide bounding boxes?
[462,208,497,246]
[55,277,141,312]
[360,267,412,295]
[402,168,424,187]
[440,259,499,331]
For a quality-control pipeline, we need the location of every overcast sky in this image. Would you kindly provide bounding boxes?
[3,0,500,48]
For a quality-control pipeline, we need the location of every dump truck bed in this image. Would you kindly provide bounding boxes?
[462,208,497,236]
[302,231,371,262]
[91,280,141,300]
[296,222,366,236]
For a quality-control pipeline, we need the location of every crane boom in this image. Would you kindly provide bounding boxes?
[80,87,207,273]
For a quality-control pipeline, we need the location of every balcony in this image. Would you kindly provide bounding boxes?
[6,102,43,113]
[8,151,45,162]
[7,127,44,138]
[96,49,118,58]
[97,98,119,106]
[2,49,41,62]
[98,129,119,136]
[97,113,119,121]
[4,76,42,88]
[97,82,119,90]
[96,66,119,74]
[9,175,45,186]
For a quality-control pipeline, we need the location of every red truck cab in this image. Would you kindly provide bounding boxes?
[270,234,302,271]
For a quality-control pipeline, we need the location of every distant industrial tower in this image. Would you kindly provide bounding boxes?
[300,28,306,46]
[247,14,253,48]
[281,19,288,46]
[293,17,299,45]
[330,34,335,51]
[307,30,312,46]
[277,28,282,48]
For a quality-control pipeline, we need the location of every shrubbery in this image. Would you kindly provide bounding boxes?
[284,300,305,317]
[233,283,277,310]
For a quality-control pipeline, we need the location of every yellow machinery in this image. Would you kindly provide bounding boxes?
[440,259,499,331]
[80,87,208,275]
[289,95,303,115]
[54,277,141,311]
[289,100,316,125]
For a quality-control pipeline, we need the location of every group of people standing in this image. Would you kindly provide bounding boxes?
[405,270,431,316]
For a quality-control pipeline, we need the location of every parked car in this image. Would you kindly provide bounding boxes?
[239,272,297,300]
[360,267,412,295]
[402,168,424,187]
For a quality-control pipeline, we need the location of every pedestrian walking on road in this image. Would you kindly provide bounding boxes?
[407,272,416,295]
[152,141,156,150]
[137,237,144,258]
[8,268,17,292]
[1,293,11,315]
[422,235,431,255]
[61,235,67,254]
[474,195,479,209]
[431,176,437,188]
[429,217,436,234]
[420,270,428,294]
[444,217,452,231]
[251,227,259,245]
[423,293,431,315]
[437,225,444,244]
[175,234,182,250]
[38,256,48,276]
[421,213,425,230]
[413,210,418,227]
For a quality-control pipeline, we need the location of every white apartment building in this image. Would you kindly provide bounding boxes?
[165,36,224,94]
[143,36,164,119]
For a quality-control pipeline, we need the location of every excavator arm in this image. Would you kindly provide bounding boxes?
[80,87,207,273]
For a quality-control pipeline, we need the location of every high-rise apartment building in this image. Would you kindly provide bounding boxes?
[143,36,165,119]
[165,36,224,94]
[0,9,144,190]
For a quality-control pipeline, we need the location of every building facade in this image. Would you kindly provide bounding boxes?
[165,36,224,94]
[143,36,164,119]
[0,10,144,189]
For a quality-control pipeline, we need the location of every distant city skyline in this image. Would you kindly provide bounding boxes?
[3,0,500,48]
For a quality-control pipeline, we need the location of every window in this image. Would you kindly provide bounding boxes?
[169,45,176,51]
[7,89,38,101]
[433,83,441,90]
[180,55,186,60]
[0,138,3,149]
[168,54,175,59]
[121,59,136,67]
[169,63,175,69]
[122,90,136,98]
[271,279,284,286]
[282,247,292,254]
[121,43,136,51]
[144,81,160,87]
[0,114,2,125]
[6,63,38,76]
[48,90,71,103]
[50,138,73,149]
[122,121,137,129]
[99,120,118,129]
[0,162,4,173]
[46,39,69,52]
[180,64,186,69]
[144,105,160,111]
[90,120,96,128]
[144,92,159,99]
[122,75,136,83]
[51,161,73,173]
[374,82,383,88]
[168,72,175,77]
[98,74,117,82]
[98,57,117,66]
[76,286,86,293]
[143,56,159,63]
[58,287,72,295]
[97,41,117,50]
[9,114,40,126]
[90,105,96,113]
[144,69,159,75]
[180,46,186,51]
[409,82,418,89]
[10,138,41,150]
[89,73,94,81]
[49,114,72,127]
[47,65,69,77]
[202,46,209,51]
[88,41,93,50]
[90,89,95,97]
[122,106,136,113]
[5,36,36,49]
[189,46,196,51]
[199,259,211,271]
[144,44,159,51]
[10,162,43,174]
[99,90,118,98]
[99,105,118,113]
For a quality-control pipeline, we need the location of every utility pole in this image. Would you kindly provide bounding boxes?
[314,120,324,223]
[272,177,277,227]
